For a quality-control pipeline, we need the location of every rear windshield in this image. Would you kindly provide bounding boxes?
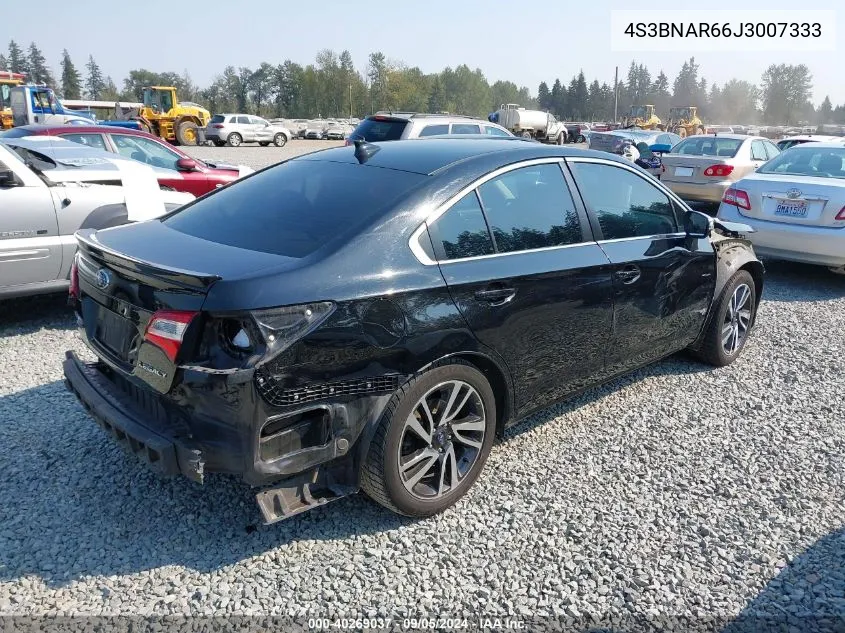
[757,147,845,179]
[0,127,31,138]
[350,118,408,142]
[209,115,225,124]
[163,159,425,258]
[674,137,743,157]
[776,139,811,151]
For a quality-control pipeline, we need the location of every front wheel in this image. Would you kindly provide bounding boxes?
[691,270,757,367]
[360,361,496,518]
[175,120,198,146]
[274,133,287,147]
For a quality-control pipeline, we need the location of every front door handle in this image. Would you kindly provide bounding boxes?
[614,265,641,284]
[474,287,517,305]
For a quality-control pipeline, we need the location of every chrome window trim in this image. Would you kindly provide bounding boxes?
[408,157,570,266]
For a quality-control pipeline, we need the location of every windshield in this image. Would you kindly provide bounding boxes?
[0,84,10,110]
[757,147,845,179]
[670,108,692,119]
[630,106,649,118]
[163,160,425,258]
[674,137,743,157]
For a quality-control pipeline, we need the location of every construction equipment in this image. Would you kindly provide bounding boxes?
[100,86,210,146]
[1,71,27,129]
[666,106,705,138]
[492,103,568,144]
[621,104,663,130]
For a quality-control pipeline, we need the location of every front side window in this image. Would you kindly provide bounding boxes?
[111,134,181,170]
[477,163,582,252]
[570,162,677,240]
[236,116,250,125]
[251,117,268,126]
[60,133,107,151]
[484,126,510,137]
[428,192,494,260]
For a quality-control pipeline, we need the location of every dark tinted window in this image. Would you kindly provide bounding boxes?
[430,192,494,260]
[164,160,425,258]
[451,123,481,135]
[351,117,408,141]
[477,163,582,252]
[674,137,743,157]
[571,162,677,239]
[419,124,449,137]
[236,116,250,125]
[209,115,225,124]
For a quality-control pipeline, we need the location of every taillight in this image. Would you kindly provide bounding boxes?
[722,187,751,211]
[69,255,79,301]
[836,206,845,221]
[211,124,224,129]
[703,164,734,177]
[144,310,199,363]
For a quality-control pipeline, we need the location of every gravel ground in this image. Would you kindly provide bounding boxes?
[0,143,844,630]
[190,139,344,171]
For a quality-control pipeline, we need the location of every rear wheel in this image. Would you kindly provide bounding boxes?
[175,120,198,146]
[557,132,565,145]
[274,133,287,147]
[691,270,757,367]
[360,361,496,518]
[227,132,242,147]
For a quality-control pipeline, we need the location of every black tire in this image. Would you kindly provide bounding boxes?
[227,132,242,147]
[175,120,198,146]
[577,134,586,143]
[557,132,565,145]
[258,141,270,147]
[360,360,496,518]
[273,133,287,147]
[521,130,532,139]
[691,270,757,367]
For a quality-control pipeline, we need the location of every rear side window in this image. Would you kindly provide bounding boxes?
[484,126,510,137]
[209,115,225,124]
[60,133,107,151]
[428,192,494,260]
[763,141,780,160]
[571,162,677,239]
[351,118,408,142]
[164,160,425,258]
[451,124,480,135]
[419,124,449,137]
[750,141,768,161]
[477,163,582,252]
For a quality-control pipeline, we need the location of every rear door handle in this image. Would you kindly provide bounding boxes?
[474,287,517,305]
[614,265,641,284]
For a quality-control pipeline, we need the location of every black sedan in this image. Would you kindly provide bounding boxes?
[63,138,764,523]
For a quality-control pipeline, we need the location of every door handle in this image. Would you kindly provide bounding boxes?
[474,287,517,305]
[614,265,641,284]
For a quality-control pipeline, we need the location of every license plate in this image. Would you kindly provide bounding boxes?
[774,201,808,218]
[96,308,134,358]
[674,167,694,177]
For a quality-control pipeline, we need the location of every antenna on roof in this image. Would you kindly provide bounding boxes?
[353,138,380,164]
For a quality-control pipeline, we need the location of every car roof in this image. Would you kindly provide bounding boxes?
[293,137,626,176]
[682,133,754,141]
[783,141,845,149]
[2,123,161,140]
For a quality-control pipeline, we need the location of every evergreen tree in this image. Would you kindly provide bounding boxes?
[27,43,55,87]
[85,55,106,100]
[8,40,28,75]
[60,50,82,99]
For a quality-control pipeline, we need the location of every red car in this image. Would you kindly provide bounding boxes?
[0,125,247,196]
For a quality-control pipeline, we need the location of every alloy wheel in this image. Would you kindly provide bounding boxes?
[397,380,486,499]
[722,283,752,355]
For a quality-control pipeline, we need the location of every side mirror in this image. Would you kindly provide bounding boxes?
[0,166,20,187]
[176,157,197,172]
[685,209,712,238]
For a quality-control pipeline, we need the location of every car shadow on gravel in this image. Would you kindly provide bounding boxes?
[0,293,74,335]
[759,260,845,303]
[0,380,413,587]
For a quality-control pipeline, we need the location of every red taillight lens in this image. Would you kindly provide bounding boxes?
[722,187,751,211]
[144,310,198,363]
[703,164,735,177]
[211,124,224,128]
[69,255,79,300]
[836,206,845,221]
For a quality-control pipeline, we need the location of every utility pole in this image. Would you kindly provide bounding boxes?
[614,65,619,123]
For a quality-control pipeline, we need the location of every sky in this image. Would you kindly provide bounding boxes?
[3,0,842,105]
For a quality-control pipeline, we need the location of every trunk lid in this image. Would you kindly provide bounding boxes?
[661,155,739,184]
[75,221,300,393]
[732,173,845,227]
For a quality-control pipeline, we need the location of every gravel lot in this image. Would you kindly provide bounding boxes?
[0,141,844,629]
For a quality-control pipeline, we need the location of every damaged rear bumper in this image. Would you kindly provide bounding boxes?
[63,351,205,482]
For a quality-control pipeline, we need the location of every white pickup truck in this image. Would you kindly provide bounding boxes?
[0,137,193,299]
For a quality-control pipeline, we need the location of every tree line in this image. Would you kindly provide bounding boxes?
[3,40,843,126]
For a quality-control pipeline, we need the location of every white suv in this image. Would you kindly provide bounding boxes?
[347,113,513,143]
[205,114,292,148]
